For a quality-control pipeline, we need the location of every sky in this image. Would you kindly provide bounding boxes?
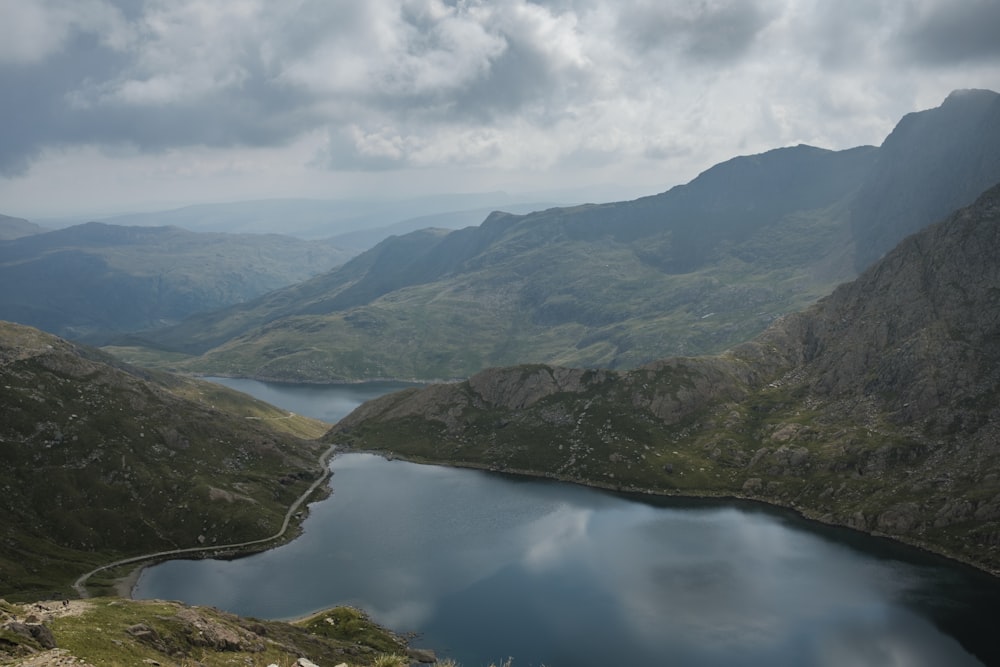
[1,0,999,220]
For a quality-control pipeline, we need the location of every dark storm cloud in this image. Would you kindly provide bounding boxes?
[0,3,330,176]
[617,0,779,64]
[898,0,1000,65]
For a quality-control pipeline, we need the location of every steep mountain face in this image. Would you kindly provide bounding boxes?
[0,222,351,341]
[131,91,1000,383]
[0,321,329,599]
[0,214,45,240]
[851,88,1000,268]
[330,183,1000,574]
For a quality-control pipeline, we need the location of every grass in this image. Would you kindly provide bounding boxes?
[0,322,331,599]
[9,598,411,667]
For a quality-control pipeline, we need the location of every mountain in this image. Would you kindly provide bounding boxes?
[129,90,1000,383]
[0,222,351,342]
[0,320,330,600]
[0,213,45,240]
[851,88,1000,269]
[134,144,877,379]
[330,182,1000,575]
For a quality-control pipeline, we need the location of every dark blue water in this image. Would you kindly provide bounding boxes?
[133,380,1000,667]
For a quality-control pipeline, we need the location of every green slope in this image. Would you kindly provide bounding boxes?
[0,321,330,600]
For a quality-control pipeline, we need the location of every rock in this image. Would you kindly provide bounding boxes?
[406,647,438,663]
[175,608,263,652]
[125,623,169,654]
[876,502,920,533]
[3,621,56,649]
[296,658,321,667]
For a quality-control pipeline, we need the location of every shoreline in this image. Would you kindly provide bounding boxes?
[115,448,998,608]
[74,442,338,599]
[359,449,1000,581]
[115,563,147,598]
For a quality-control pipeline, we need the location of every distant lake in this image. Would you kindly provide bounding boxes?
[203,376,421,423]
[134,380,1000,667]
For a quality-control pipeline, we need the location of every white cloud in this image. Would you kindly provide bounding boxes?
[0,0,131,64]
[1,0,999,217]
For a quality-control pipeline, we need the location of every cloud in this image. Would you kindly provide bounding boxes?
[617,0,780,64]
[1,0,999,212]
[897,0,1000,65]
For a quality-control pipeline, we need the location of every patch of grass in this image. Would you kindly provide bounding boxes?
[297,607,405,655]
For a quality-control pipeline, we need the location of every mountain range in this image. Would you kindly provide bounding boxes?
[0,213,45,240]
[330,181,1000,575]
[127,89,1000,383]
[0,222,350,342]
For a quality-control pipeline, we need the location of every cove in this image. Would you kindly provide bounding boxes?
[133,380,1000,666]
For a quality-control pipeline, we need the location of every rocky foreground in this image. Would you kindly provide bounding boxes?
[0,597,440,667]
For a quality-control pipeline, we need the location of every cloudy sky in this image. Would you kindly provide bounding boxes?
[2,0,999,219]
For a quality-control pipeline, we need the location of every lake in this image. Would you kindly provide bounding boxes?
[134,379,1000,667]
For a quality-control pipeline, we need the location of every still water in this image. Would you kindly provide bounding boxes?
[134,380,1000,667]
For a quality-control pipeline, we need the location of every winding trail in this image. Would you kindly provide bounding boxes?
[72,443,338,599]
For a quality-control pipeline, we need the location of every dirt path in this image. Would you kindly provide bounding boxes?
[72,443,338,598]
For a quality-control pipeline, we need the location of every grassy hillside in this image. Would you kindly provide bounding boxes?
[328,183,1000,575]
[0,321,329,600]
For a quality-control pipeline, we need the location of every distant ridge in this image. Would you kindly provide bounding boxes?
[0,213,45,240]
[130,90,1000,383]
[0,222,350,341]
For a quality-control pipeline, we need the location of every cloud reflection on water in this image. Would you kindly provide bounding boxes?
[134,454,989,667]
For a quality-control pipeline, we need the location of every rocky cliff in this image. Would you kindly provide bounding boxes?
[331,183,1000,574]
